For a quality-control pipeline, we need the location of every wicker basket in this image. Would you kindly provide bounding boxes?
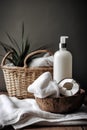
[1,50,53,99]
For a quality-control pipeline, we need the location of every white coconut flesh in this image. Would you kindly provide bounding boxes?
[58,78,80,96]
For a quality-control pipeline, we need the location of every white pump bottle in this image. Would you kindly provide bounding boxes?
[53,36,72,83]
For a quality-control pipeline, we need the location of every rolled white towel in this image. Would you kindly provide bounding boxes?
[29,53,53,67]
[28,72,59,98]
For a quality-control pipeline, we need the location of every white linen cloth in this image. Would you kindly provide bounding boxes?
[29,53,53,67]
[0,94,87,130]
[28,72,60,98]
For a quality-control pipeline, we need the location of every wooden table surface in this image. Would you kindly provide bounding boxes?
[21,126,87,130]
[1,125,87,130]
[0,92,87,130]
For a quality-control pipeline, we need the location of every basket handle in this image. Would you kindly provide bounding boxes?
[24,50,53,67]
[1,51,13,66]
[1,50,53,67]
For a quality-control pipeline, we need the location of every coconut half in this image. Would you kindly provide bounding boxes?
[58,78,80,96]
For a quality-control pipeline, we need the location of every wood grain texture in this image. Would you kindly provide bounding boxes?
[1,126,87,130]
[21,126,82,130]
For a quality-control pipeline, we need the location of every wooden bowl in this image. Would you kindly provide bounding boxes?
[35,89,85,113]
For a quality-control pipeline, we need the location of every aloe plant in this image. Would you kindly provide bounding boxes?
[0,23,48,67]
[0,23,30,66]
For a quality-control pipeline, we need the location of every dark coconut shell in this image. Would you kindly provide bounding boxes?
[35,89,85,114]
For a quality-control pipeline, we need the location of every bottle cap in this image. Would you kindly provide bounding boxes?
[59,36,69,49]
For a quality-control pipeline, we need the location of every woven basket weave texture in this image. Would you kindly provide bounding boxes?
[1,50,53,99]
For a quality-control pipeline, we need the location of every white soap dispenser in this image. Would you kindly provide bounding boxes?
[53,36,72,83]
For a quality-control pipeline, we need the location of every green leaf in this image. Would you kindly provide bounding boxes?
[17,39,30,66]
[11,36,21,54]
[6,32,21,54]
[22,22,25,53]
[22,22,24,40]
[0,41,12,52]
[7,57,17,66]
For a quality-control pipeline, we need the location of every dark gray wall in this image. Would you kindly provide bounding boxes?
[0,0,87,92]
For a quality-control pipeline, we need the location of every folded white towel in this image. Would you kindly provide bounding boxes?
[29,53,53,67]
[0,94,87,130]
[28,72,60,98]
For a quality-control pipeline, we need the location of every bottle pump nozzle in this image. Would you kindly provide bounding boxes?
[59,36,69,49]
